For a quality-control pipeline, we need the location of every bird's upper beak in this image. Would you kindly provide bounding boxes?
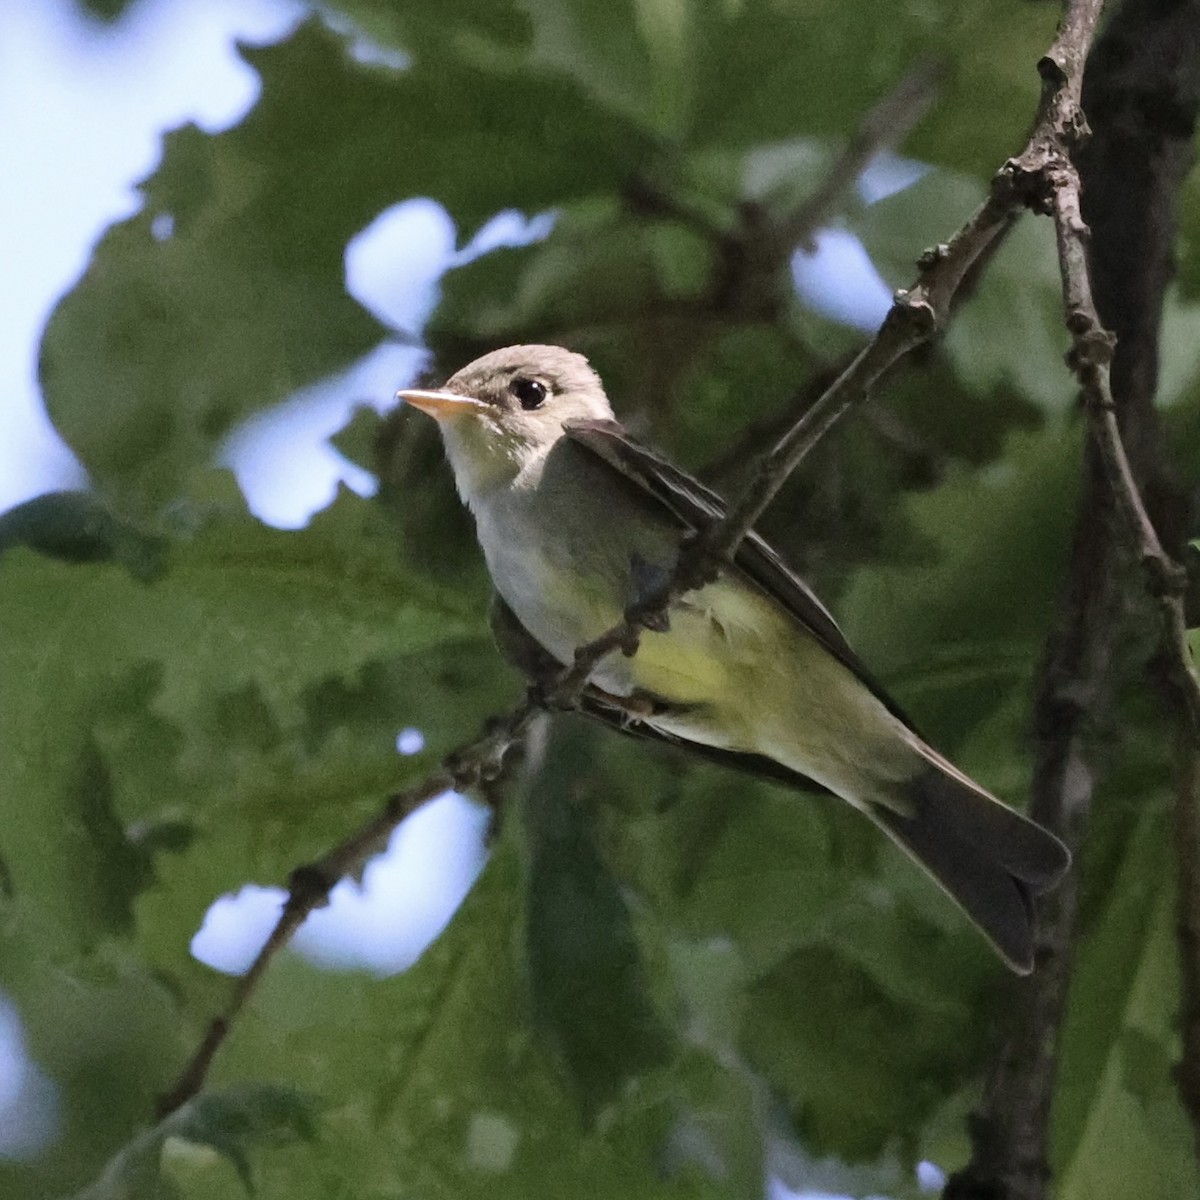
[395,388,488,421]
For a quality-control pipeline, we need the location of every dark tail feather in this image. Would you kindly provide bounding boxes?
[870,761,1071,974]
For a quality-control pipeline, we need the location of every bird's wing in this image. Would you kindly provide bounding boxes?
[564,417,914,729]
[488,592,830,795]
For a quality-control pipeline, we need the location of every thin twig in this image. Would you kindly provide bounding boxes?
[1051,173,1200,715]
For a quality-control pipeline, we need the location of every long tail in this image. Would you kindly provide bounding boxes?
[869,751,1070,973]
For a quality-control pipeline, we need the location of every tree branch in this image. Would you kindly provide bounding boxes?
[1065,0,1200,1154]
[1053,157,1200,714]
[158,0,1126,1120]
[946,0,1200,1193]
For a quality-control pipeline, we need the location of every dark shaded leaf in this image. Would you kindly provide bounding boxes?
[523,723,675,1119]
[0,490,166,579]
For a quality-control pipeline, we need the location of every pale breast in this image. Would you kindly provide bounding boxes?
[471,440,789,718]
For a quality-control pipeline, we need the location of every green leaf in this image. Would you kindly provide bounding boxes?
[429,202,715,352]
[69,1084,318,1200]
[563,718,1000,1172]
[522,723,675,1119]
[327,0,1055,176]
[1055,806,1200,1200]
[41,17,654,511]
[326,403,382,476]
[521,0,668,134]
[181,832,726,1200]
[741,944,982,1164]
[1175,171,1200,299]
[0,489,470,944]
[666,325,815,473]
[1156,289,1200,407]
[0,491,166,578]
[838,426,1081,689]
[0,909,181,1199]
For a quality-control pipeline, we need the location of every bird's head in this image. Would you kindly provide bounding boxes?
[396,344,612,504]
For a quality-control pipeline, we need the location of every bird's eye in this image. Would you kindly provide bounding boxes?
[511,377,548,410]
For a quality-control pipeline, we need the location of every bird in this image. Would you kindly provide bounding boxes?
[397,344,1070,972]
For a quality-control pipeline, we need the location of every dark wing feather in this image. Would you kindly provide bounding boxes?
[564,418,914,729]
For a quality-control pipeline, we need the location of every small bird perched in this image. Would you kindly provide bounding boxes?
[398,344,1069,972]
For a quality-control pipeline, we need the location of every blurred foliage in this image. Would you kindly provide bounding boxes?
[72,0,141,23]
[6,1,1200,1198]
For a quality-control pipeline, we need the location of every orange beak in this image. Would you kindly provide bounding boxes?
[395,388,488,420]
